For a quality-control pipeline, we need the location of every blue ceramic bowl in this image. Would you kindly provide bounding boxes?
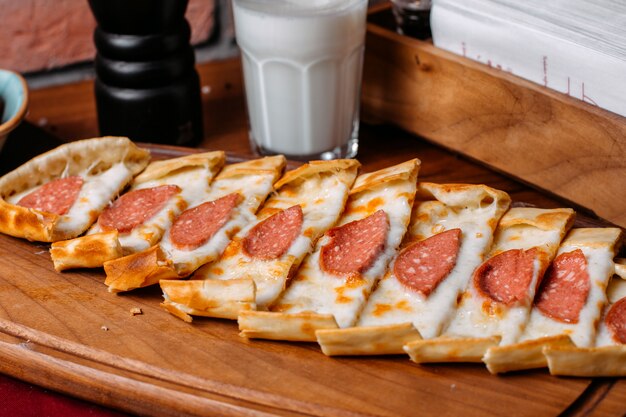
[0,69,29,153]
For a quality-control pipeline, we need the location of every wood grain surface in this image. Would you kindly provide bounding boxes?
[587,380,626,416]
[16,48,624,415]
[0,143,621,417]
[361,6,626,228]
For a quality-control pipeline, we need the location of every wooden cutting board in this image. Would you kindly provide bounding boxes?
[0,145,617,417]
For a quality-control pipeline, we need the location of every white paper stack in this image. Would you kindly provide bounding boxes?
[431,0,626,117]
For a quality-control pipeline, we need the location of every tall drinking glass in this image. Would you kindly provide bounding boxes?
[233,0,368,160]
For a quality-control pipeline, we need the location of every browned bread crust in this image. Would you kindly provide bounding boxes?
[0,137,150,242]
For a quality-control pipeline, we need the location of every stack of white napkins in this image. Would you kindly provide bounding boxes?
[431,0,626,117]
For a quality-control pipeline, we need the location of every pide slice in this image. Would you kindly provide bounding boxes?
[483,228,622,373]
[316,183,510,356]
[0,137,150,242]
[50,151,225,271]
[160,159,361,321]
[10,140,626,378]
[543,262,626,377]
[103,156,285,293]
[238,159,421,343]
[93,151,226,253]
[405,207,575,364]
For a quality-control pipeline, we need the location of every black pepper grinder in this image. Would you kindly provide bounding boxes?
[89,0,203,146]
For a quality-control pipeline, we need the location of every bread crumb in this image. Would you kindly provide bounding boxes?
[130,307,143,316]
[101,325,109,331]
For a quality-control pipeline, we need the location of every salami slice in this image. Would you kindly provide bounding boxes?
[394,228,462,296]
[320,210,389,276]
[242,205,303,260]
[17,176,84,215]
[99,184,180,233]
[170,193,241,251]
[605,297,626,344]
[474,248,537,305]
[534,249,590,324]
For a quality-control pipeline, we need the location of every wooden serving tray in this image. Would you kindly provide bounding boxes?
[361,4,626,228]
[0,144,619,417]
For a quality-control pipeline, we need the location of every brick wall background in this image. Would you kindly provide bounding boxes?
[0,0,218,74]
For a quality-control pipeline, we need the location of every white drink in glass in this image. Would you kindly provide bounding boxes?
[232,0,368,159]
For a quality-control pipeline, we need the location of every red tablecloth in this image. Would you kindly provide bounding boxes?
[0,374,128,417]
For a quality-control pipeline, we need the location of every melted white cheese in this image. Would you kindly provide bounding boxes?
[272,179,416,328]
[444,214,566,345]
[160,173,275,274]
[358,198,500,339]
[595,303,623,347]
[135,166,215,207]
[595,279,626,346]
[198,174,352,309]
[521,242,615,347]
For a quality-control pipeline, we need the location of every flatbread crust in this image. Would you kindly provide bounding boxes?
[316,323,422,356]
[132,151,224,184]
[404,336,501,363]
[482,335,574,374]
[103,245,176,292]
[0,137,150,242]
[239,311,338,341]
[161,159,361,321]
[544,344,626,377]
[347,159,418,195]
[161,279,257,322]
[273,159,360,190]
[50,231,122,271]
[50,151,226,271]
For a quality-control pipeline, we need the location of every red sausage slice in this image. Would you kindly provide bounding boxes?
[17,176,84,215]
[99,184,180,233]
[606,297,626,344]
[535,249,590,324]
[320,210,389,276]
[474,248,538,305]
[242,205,303,260]
[394,228,462,297]
[170,193,241,251]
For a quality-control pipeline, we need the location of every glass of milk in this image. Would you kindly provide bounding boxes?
[233,0,368,160]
